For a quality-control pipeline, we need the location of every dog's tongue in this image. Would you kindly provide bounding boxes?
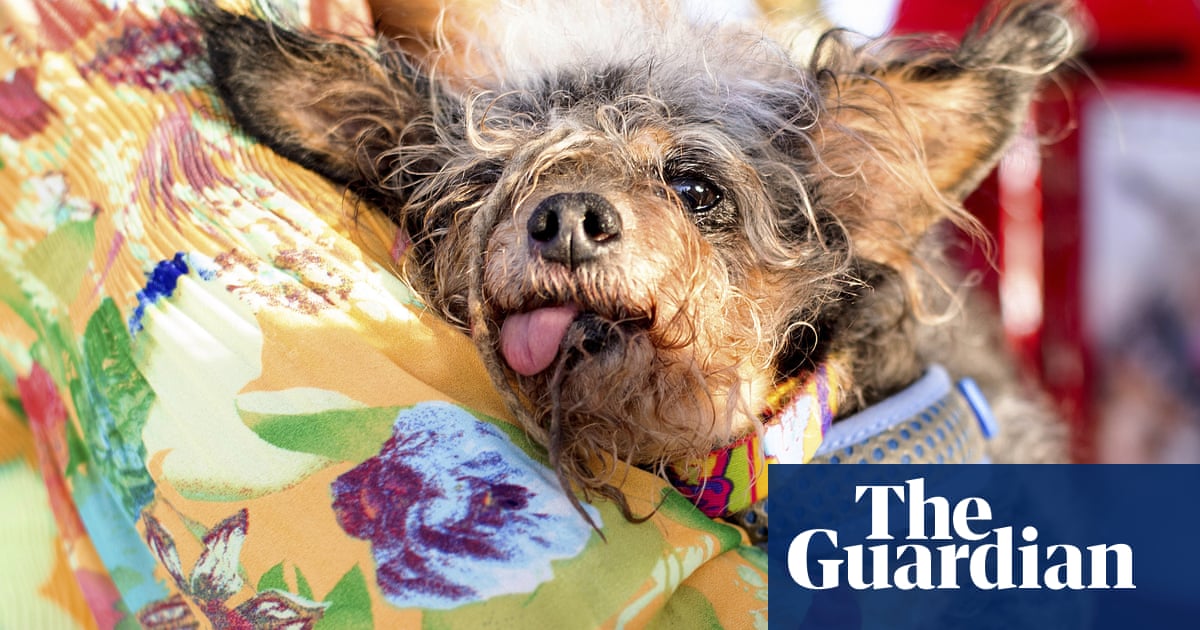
[499,305,579,376]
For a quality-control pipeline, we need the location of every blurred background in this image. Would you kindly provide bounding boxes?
[821,0,1200,463]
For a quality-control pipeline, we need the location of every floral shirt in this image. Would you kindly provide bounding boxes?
[0,1,769,628]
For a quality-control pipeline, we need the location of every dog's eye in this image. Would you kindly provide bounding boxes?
[669,177,722,213]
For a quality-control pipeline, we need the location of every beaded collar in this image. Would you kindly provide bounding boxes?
[666,364,1000,529]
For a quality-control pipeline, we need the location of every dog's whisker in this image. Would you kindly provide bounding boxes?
[546,344,608,534]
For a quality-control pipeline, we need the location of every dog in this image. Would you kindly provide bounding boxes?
[195,0,1077,527]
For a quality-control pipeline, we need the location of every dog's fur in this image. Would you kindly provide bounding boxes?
[196,0,1076,519]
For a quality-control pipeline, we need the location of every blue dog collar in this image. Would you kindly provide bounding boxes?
[809,365,997,465]
[732,365,998,544]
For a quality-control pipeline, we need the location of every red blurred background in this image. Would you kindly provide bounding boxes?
[893,0,1200,462]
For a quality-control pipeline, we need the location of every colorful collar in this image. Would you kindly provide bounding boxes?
[666,364,999,520]
[665,363,842,518]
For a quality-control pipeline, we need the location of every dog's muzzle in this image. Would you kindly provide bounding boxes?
[497,192,627,376]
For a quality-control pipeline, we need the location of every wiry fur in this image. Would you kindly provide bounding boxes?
[195,0,1078,520]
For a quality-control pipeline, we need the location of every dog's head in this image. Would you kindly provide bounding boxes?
[199,1,1076,508]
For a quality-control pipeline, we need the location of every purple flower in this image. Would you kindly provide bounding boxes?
[331,402,598,610]
[82,10,205,92]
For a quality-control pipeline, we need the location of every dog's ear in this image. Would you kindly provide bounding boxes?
[813,1,1077,263]
[196,5,434,195]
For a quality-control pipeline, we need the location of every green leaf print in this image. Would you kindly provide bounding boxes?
[74,298,156,518]
[241,405,402,462]
[317,565,374,630]
[23,219,95,308]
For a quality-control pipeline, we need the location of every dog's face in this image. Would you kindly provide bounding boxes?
[199,0,1075,500]
[465,76,831,470]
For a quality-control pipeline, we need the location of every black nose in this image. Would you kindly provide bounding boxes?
[526,192,622,267]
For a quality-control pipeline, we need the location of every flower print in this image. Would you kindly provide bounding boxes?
[232,590,331,630]
[132,106,237,224]
[20,0,114,52]
[17,362,87,541]
[135,257,330,501]
[141,510,328,629]
[186,511,246,603]
[74,568,128,630]
[11,172,98,230]
[137,593,198,629]
[129,253,192,335]
[81,9,205,91]
[77,298,159,519]
[331,401,599,610]
[17,362,70,472]
[0,67,54,140]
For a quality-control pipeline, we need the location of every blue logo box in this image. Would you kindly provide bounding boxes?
[767,465,1200,629]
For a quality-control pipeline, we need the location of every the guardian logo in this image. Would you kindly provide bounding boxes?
[787,478,1135,591]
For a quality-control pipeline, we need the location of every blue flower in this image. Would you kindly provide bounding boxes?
[129,253,189,334]
[331,402,599,609]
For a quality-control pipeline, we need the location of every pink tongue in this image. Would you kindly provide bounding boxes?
[499,305,580,376]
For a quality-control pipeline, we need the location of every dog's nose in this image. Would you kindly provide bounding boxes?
[527,192,622,267]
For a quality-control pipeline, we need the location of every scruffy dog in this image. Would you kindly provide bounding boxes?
[197,0,1076,520]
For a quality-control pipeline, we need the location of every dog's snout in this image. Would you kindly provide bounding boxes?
[527,192,622,267]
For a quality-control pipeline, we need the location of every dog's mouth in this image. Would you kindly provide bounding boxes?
[498,304,645,376]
